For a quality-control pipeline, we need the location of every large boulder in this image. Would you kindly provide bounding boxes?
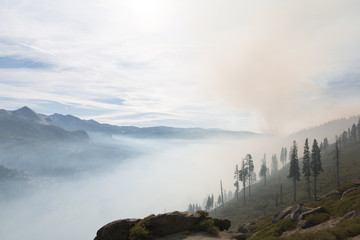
[146,211,203,237]
[213,218,231,231]
[94,218,140,240]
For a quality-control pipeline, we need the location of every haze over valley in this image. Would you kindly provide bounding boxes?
[1,1,360,240]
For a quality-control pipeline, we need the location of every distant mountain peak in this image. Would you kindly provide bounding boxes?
[11,106,46,124]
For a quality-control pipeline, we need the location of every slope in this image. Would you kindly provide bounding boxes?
[212,137,360,231]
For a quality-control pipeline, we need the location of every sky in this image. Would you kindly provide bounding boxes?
[1,0,360,135]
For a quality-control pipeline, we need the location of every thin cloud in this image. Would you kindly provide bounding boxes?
[0,0,360,133]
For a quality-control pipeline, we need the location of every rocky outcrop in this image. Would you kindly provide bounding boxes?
[94,211,231,240]
[94,219,140,240]
[283,207,360,237]
[273,204,313,223]
[146,211,203,236]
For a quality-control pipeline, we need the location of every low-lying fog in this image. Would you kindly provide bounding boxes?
[0,135,277,240]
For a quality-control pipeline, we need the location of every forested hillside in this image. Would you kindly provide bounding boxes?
[212,118,360,231]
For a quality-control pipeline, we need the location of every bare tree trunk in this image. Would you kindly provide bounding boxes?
[243,181,246,205]
[307,179,311,201]
[248,176,251,197]
[293,178,297,202]
[314,176,317,200]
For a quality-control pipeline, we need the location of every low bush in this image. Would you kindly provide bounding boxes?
[196,210,209,219]
[129,214,154,240]
[129,224,151,240]
[196,218,220,236]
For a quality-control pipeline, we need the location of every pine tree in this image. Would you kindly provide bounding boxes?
[271,154,278,174]
[259,156,267,185]
[280,147,285,167]
[239,157,249,205]
[288,140,300,202]
[311,139,323,200]
[351,123,357,143]
[302,138,311,200]
[284,147,288,165]
[234,164,239,200]
[335,137,341,187]
[246,154,254,197]
[342,131,348,147]
[323,138,329,152]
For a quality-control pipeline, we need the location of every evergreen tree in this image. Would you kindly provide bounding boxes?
[259,157,267,185]
[239,157,249,205]
[284,147,288,165]
[311,139,323,200]
[288,140,300,202]
[302,138,311,200]
[233,164,239,200]
[323,138,329,152]
[342,131,348,147]
[246,154,254,197]
[351,123,357,143]
[335,137,341,187]
[228,190,233,200]
[187,203,194,212]
[280,147,285,167]
[271,154,278,174]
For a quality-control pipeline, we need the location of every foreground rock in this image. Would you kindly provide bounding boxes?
[94,211,231,240]
[95,219,140,240]
[146,211,203,236]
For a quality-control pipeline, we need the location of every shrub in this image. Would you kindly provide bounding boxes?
[129,214,154,240]
[129,224,151,240]
[196,218,220,236]
[196,210,209,219]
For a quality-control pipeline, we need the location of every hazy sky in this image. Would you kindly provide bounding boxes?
[1,0,360,135]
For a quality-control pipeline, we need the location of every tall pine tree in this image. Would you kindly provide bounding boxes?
[311,139,323,200]
[246,154,254,197]
[239,157,249,205]
[234,164,239,200]
[288,140,300,202]
[302,138,311,200]
[259,160,267,185]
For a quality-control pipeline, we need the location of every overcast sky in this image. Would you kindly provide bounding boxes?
[1,0,360,135]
